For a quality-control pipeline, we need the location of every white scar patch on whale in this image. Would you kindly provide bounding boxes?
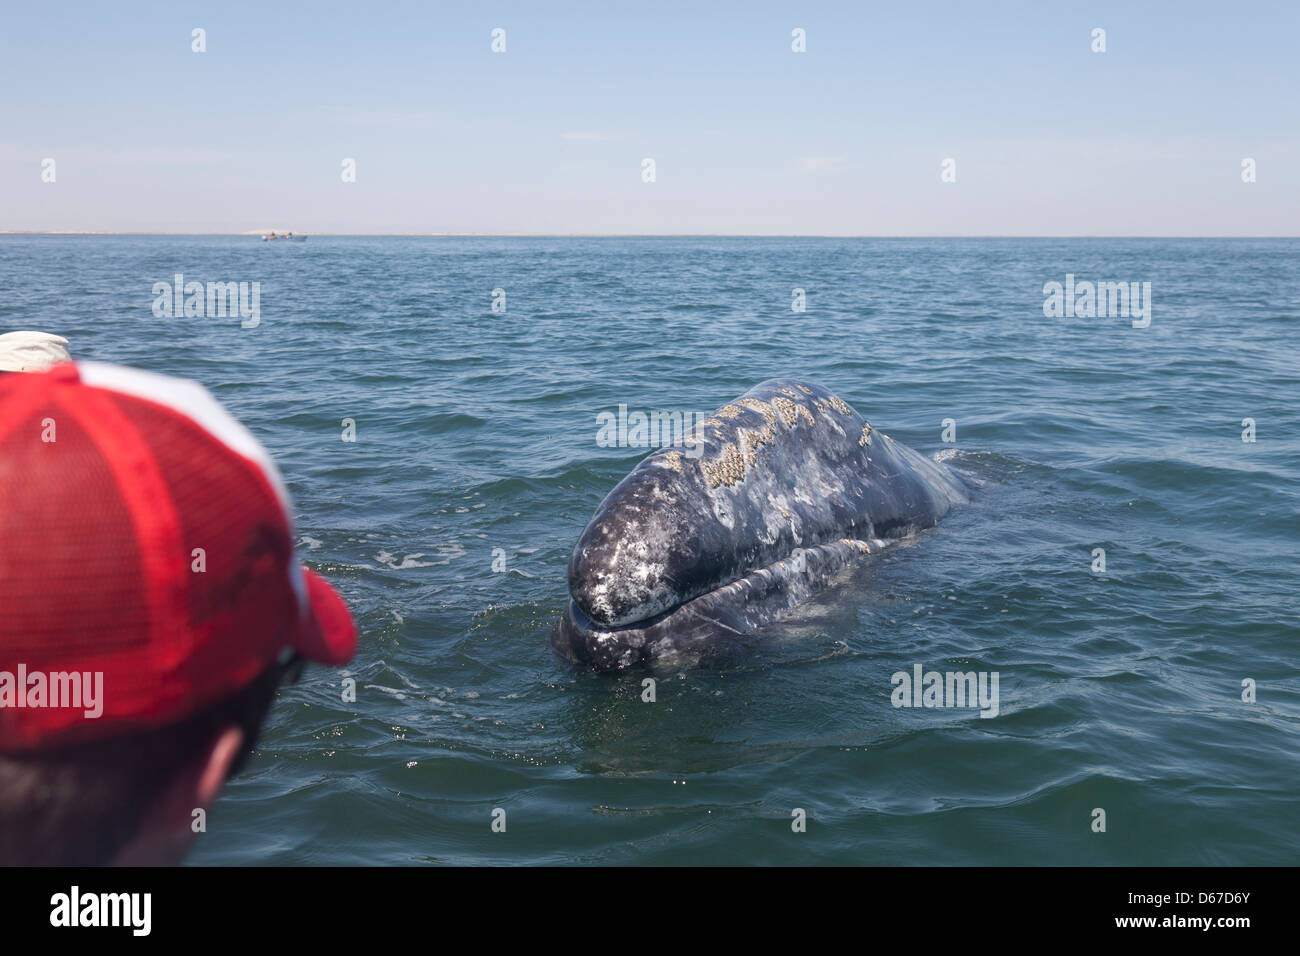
[759,493,793,545]
[708,485,737,529]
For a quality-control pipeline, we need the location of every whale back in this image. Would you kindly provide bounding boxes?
[567,379,966,629]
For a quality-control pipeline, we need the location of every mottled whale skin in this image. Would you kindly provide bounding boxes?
[552,379,969,670]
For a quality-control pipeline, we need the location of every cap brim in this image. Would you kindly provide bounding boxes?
[294,567,358,666]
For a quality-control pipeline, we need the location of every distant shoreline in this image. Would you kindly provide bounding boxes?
[2,232,1297,239]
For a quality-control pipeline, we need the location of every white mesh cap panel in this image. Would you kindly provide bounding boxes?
[74,360,310,613]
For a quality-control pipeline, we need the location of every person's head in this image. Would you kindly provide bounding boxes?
[0,362,357,865]
[0,330,71,373]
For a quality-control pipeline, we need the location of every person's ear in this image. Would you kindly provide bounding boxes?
[111,724,244,866]
[193,724,245,810]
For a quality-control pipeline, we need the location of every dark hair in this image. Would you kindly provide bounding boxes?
[0,655,298,866]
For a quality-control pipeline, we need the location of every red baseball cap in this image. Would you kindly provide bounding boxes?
[0,361,357,752]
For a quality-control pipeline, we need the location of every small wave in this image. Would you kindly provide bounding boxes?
[374,550,439,569]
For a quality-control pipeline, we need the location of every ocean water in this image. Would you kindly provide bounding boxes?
[2,236,1297,865]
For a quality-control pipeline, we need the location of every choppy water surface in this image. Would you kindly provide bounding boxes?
[2,236,1297,864]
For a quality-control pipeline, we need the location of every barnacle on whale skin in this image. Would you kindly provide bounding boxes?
[770,392,818,428]
[772,396,799,427]
[736,397,777,423]
[740,424,776,466]
[702,443,748,488]
[827,395,852,415]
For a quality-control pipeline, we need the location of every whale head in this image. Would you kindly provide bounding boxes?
[567,462,702,628]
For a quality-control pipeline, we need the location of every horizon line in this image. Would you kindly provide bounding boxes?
[3,231,1298,239]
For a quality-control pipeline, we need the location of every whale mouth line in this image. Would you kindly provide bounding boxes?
[554,536,886,669]
[612,538,877,632]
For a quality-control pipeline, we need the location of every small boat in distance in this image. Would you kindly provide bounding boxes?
[261,232,308,241]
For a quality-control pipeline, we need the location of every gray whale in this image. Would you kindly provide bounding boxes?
[552,379,969,670]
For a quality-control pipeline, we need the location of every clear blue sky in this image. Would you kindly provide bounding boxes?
[2,0,1297,234]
